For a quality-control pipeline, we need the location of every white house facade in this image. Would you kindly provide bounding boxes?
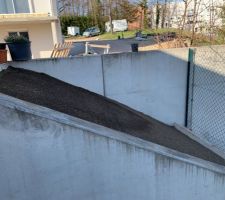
[0,0,62,58]
[151,0,225,34]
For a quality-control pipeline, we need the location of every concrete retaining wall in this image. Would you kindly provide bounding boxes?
[10,49,189,125]
[0,95,225,200]
[9,56,104,95]
[102,51,188,124]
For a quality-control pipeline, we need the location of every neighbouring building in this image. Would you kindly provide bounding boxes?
[0,0,62,59]
[128,7,145,30]
[151,0,225,34]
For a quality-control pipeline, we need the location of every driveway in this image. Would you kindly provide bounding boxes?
[69,38,156,56]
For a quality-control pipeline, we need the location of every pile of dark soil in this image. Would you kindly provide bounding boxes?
[0,67,225,166]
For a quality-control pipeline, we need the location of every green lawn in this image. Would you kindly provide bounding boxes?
[99,28,178,40]
[98,31,136,40]
[66,28,178,41]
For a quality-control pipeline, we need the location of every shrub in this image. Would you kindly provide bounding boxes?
[4,35,29,43]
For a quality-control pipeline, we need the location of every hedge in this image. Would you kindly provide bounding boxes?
[60,15,95,35]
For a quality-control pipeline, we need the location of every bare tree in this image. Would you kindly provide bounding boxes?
[156,0,161,29]
[161,0,168,28]
[57,0,70,15]
[138,0,149,29]
[190,0,203,44]
[108,0,114,33]
[181,0,192,31]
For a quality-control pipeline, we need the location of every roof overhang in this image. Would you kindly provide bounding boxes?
[0,13,58,25]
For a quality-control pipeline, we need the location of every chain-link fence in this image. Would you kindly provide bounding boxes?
[187,46,225,155]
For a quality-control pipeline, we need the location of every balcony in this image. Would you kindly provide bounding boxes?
[0,13,58,25]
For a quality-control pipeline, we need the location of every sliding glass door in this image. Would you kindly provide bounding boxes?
[0,0,30,14]
[13,0,30,13]
[0,0,14,14]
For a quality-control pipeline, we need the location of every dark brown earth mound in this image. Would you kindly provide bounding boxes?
[0,66,225,166]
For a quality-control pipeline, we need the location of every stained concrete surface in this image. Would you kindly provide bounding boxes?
[9,49,189,125]
[0,67,225,166]
[0,102,225,200]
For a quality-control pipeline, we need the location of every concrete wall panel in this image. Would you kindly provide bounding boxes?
[0,101,224,200]
[12,56,104,95]
[102,51,188,125]
[11,50,188,125]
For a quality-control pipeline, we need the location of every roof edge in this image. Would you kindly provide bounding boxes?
[0,93,225,174]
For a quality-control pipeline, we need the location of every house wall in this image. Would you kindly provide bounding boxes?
[10,49,189,125]
[0,96,225,200]
[32,0,52,14]
[51,21,63,46]
[0,23,54,58]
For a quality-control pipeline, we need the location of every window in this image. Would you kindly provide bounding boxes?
[0,0,13,14]
[13,0,30,13]
[8,32,18,37]
[19,32,29,40]
[0,0,30,14]
[9,31,29,40]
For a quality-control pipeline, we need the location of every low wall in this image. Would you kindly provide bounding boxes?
[10,49,189,125]
[0,95,225,200]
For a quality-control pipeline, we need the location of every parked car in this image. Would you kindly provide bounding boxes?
[83,27,100,37]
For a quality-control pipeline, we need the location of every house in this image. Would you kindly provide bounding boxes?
[0,0,63,59]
